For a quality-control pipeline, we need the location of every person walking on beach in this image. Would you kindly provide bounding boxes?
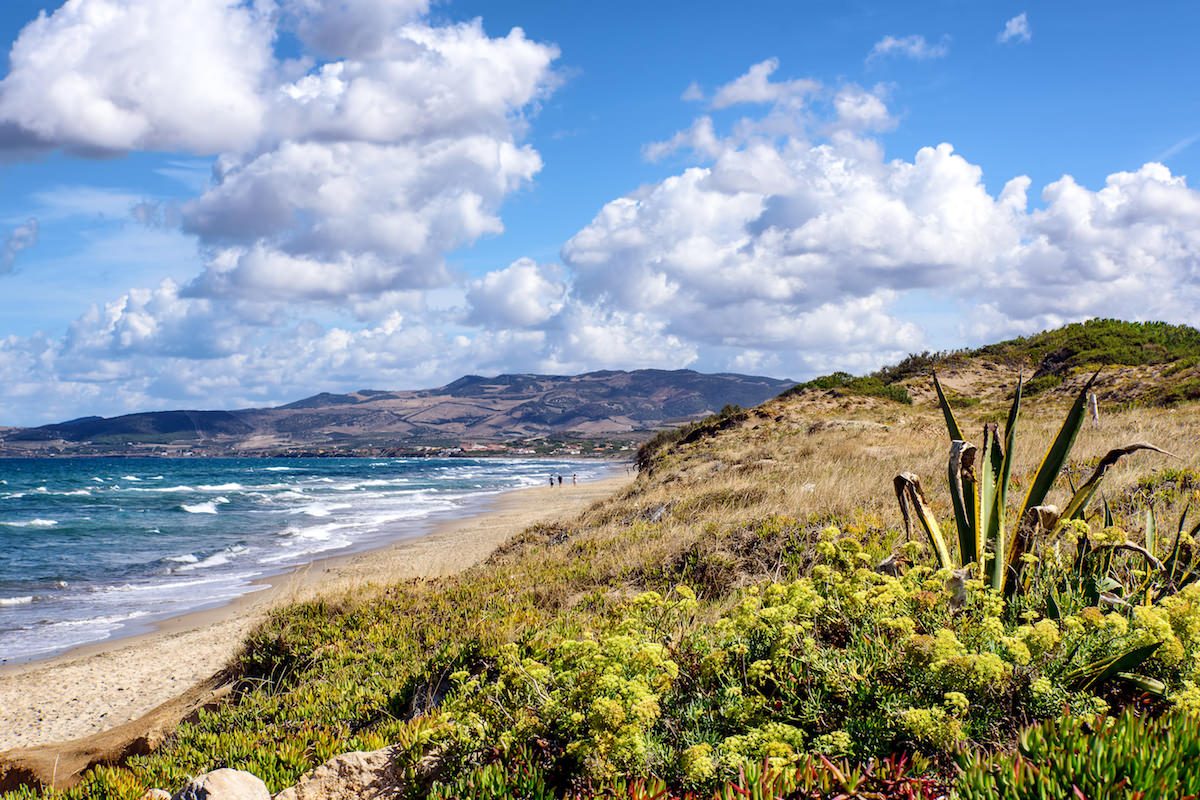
[572,473,578,485]
[557,474,563,485]
[549,475,555,487]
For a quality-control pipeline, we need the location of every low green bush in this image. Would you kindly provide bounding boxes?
[782,373,912,405]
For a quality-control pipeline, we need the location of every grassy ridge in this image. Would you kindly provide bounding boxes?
[787,319,1200,406]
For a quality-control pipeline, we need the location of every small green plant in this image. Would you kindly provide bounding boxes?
[782,372,912,405]
[957,710,1200,799]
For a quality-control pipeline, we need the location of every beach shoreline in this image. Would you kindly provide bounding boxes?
[0,473,629,751]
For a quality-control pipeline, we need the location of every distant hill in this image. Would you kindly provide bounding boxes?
[783,319,1200,409]
[0,369,796,456]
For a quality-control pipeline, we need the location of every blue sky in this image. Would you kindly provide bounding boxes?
[0,0,1197,425]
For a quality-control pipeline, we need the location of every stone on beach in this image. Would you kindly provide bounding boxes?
[273,747,400,800]
[170,769,270,800]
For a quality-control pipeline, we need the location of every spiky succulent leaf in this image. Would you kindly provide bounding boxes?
[1058,442,1171,523]
[1064,641,1161,693]
[895,472,953,569]
[948,440,977,568]
[1017,371,1099,523]
[932,372,964,442]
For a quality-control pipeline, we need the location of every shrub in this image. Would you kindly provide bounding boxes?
[781,372,912,405]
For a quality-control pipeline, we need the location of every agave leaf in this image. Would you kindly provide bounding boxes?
[978,424,1006,587]
[1065,640,1162,692]
[1004,504,1060,598]
[1045,588,1062,620]
[1018,370,1100,522]
[1146,506,1157,558]
[948,440,977,568]
[1114,672,1167,697]
[997,376,1022,555]
[895,472,952,569]
[1091,541,1166,572]
[932,372,964,442]
[1165,508,1198,584]
[1104,496,1114,528]
[1058,442,1172,523]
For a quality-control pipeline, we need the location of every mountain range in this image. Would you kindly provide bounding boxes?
[0,369,795,457]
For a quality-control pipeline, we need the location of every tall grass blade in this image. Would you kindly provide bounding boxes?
[1018,371,1099,522]
[895,472,953,569]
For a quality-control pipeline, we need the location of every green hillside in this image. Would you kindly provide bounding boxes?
[786,319,1200,406]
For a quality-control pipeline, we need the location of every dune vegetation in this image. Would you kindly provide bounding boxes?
[7,322,1200,799]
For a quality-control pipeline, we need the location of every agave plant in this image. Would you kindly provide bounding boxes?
[894,372,1168,598]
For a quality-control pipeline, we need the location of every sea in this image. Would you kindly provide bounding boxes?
[0,456,614,665]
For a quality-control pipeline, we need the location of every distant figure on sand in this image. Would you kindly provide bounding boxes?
[549,475,555,487]
[572,473,578,485]
[557,474,563,485]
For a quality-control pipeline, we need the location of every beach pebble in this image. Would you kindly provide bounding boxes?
[171,769,270,800]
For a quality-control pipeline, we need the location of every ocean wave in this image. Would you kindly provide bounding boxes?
[262,466,293,472]
[43,610,151,629]
[0,595,33,606]
[295,502,351,518]
[175,546,248,572]
[165,553,199,564]
[122,475,142,481]
[58,489,92,497]
[180,502,218,514]
[198,483,246,492]
[0,518,58,528]
[124,484,197,493]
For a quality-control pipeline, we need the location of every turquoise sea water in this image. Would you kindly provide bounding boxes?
[0,457,612,664]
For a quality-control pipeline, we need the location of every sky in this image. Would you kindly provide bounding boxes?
[0,1,1197,426]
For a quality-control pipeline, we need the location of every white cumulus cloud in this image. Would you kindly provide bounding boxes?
[466,258,566,328]
[0,0,273,154]
[998,13,1031,44]
[1,218,38,273]
[868,34,949,63]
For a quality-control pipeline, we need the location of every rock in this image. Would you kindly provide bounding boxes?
[273,748,401,800]
[141,791,172,800]
[171,769,270,800]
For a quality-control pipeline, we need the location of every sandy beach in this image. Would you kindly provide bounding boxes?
[0,474,628,752]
